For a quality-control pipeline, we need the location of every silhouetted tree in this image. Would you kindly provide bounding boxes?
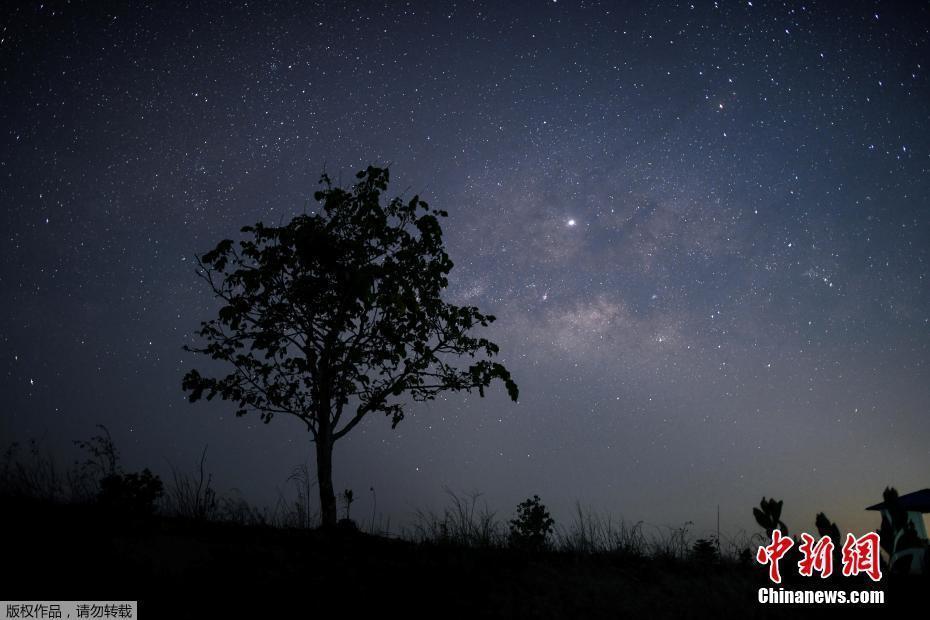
[509,495,554,551]
[182,166,519,527]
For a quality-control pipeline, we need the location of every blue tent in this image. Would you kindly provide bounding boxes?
[866,488,930,514]
[866,488,929,575]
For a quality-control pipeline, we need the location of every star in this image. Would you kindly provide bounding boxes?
[0,0,925,554]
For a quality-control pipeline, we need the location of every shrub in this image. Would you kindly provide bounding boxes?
[691,537,719,564]
[98,468,164,516]
[753,497,788,537]
[509,495,555,551]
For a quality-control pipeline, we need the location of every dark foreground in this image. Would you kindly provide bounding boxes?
[2,498,922,619]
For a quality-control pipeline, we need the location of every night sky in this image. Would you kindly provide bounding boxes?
[3,1,929,540]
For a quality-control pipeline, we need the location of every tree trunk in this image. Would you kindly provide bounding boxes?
[316,435,337,528]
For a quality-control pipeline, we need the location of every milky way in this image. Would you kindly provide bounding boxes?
[2,1,929,538]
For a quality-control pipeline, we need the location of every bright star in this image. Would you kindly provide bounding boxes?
[567,219,576,227]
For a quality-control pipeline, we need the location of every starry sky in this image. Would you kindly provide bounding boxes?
[3,0,929,540]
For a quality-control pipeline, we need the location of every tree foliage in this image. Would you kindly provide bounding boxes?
[509,495,555,551]
[182,166,518,525]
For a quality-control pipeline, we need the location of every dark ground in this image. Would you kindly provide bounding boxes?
[2,497,921,619]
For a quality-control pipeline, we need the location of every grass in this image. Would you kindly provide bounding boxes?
[0,432,731,560]
[163,446,218,521]
[0,431,917,619]
[409,489,503,547]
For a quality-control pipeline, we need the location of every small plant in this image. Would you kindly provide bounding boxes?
[98,468,164,516]
[509,495,555,552]
[813,512,842,576]
[691,537,719,564]
[654,521,694,561]
[342,489,354,520]
[72,425,164,514]
[753,497,788,538]
[164,446,216,520]
[285,461,316,529]
[815,512,840,540]
[337,488,358,532]
[73,425,119,481]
